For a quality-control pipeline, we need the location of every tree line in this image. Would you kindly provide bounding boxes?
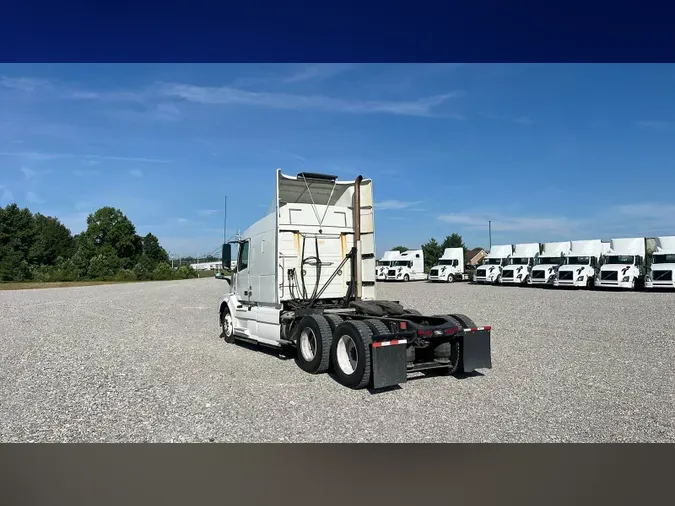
[0,203,201,283]
[392,233,476,272]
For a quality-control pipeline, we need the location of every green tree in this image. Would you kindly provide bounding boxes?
[391,245,409,253]
[84,207,142,268]
[142,233,169,264]
[441,233,466,250]
[29,213,75,266]
[152,262,173,280]
[0,204,37,281]
[87,253,122,279]
[421,237,444,272]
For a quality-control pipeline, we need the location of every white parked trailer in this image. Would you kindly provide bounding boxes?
[554,239,604,289]
[645,236,675,289]
[500,243,541,285]
[375,250,401,281]
[596,237,647,289]
[217,170,492,390]
[384,249,426,282]
[428,248,468,282]
[474,244,513,284]
[530,241,571,286]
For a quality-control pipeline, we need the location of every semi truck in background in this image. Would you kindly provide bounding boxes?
[500,243,541,285]
[217,170,492,390]
[428,248,469,283]
[385,249,426,282]
[474,244,513,284]
[554,239,605,289]
[646,236,675,289]
[375,250,401,281]
[596,237,647,289]
[529,241,571,286]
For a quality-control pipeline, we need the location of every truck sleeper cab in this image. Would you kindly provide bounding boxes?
[500,257,534,284]
[385,249,426,282]
[596,237,646,290]
[428,247,466,282]
[646,236,675,290]
[217,170,492,390]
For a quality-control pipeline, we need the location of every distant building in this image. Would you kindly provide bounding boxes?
[190,261,223,271]
[465,248,487,266]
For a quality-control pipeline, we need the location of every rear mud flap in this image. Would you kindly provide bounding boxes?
[371,338,408,390]
[461,330,492,372]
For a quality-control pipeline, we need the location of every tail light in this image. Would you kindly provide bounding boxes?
[417,329,433,337]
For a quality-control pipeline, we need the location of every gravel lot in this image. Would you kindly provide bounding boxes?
[1,278,673,442]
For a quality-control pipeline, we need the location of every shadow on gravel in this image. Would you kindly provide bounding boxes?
[230,340,295,361]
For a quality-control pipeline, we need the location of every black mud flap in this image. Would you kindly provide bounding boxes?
[371,336,409,390]
[460,329,492,373]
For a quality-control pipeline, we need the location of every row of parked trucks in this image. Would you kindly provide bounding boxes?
[474,236,675,290]
[376,247,470,283]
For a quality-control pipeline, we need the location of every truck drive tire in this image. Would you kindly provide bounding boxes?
[323,314,344,333]
[331,320,373,389]
[294,314,333,374]
[364,318,390,337]
[403,308,422,316]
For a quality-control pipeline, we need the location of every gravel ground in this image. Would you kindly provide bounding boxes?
[1,278,673,442]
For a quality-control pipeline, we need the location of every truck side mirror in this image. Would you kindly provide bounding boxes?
[222,243,232,267]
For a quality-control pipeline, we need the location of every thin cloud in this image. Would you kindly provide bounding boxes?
[281,63,356,84]
[438,212,577,236]
[0,76,53,92]
[636,120,672,129]
[198,209,219,217]
[0,151,169,164]
[73,169,101,177]
[513,116,534,125]
[176,218,189,224]
[375,200,425,210]
[0,185,14,203]
[129,169,143,178]
[154,82,460,117]
[26,191,44,204]
[21,166,37,179]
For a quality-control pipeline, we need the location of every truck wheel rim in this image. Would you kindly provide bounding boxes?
[299,328,317,361]
[223,313,233,336]
[336,335,358,375]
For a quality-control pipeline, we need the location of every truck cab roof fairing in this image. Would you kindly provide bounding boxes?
[276,169,373,209]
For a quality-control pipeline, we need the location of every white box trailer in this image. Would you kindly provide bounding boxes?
[384,249,426,282]
[500,243,541,285]
[375,250,401,281]
[474,244,513,284]
[646,236,675,289]
[530,241,571,286]
[554,239,604,289]
[428,247,468,282]
[596,237,647,289]
[217,170,492,390]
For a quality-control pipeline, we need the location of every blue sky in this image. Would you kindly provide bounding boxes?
[1,63,674,257]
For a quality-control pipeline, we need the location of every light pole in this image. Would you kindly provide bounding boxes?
[488,221,492,251]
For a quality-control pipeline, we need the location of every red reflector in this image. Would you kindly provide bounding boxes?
[444,327,458,335]
[484,325,492,331]
[399,321,407,330]
[417,329,433,337]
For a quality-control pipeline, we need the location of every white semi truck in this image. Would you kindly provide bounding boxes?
[375,250,401,281]
[529,241,571,286]
[646,236,675,289]
[500,243,541,285]
[554,239,604,289]
[596,237,647,289]
[217,170,492,390]
[384,249,426,282]
[428,247,468,282]
[473,244,513,284]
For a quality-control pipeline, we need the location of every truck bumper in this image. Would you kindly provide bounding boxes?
[645,280,675,289]
[500,277,526,285]
[555,279,588,288]
[370,328,492,390]
[596,280,634,289]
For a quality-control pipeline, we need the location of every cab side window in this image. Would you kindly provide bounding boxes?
[238,241,250,271]
[453,259,458,267]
